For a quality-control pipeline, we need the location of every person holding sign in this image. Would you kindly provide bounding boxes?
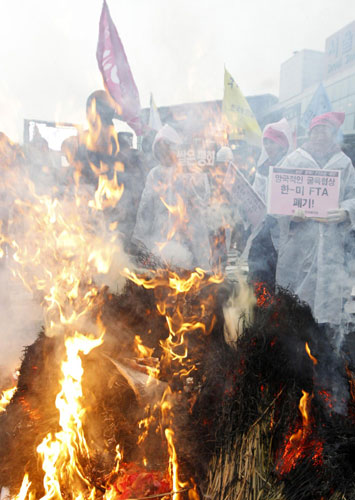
[248,119,293,288]
[253,119,293,203]
[275,111,355,327]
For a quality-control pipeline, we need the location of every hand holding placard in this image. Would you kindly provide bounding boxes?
[312,209,349,224]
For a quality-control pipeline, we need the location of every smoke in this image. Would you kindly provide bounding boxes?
[158,240,194,269]
[312,323,352,416]
[0,136,134,380]
[223,274,256,345]
[0,265,42,378]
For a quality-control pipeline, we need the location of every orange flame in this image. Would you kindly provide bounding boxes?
[0,385,17,412]
[14,473,33,500]
[0,118,127,498]
[134,335,154,359]
[165,428,188,500]
[85,97,119,158]
[123,267,223,493]
[277,390,324,476]
[305,342,318,365]
[88,172,124,211]
[159,193,189,244]
[1,104,220,497]
[36,331,104,499]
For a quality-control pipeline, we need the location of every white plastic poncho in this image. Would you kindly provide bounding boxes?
[132,124,211,270]
[245,119,294,259]
[276,148,355,325]
[132,165,211,270]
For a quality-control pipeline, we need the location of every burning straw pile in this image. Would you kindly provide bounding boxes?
[1,273,355,499]
[0,264,223,499]
[193,286,355,500]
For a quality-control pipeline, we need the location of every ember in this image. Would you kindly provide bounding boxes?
[276,390,324,476]
[109,463,171,500]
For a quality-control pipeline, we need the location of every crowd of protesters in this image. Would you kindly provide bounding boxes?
[248,111,355,334]
[1,90,355,330]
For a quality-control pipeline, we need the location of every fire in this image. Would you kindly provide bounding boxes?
[14,474,33,500]
[134,335,154,359]
[305,342,318,365]
[160,194,189,243]
[134,335,159,380]
[276,390,323,476]
[0,168,204,499]
[277,390,312,474]
[0,104,129,497]
[109,462,171,499]
[124,267,223,369]
[81,91,123,196]
[0,98,222,499]
[1,175,121,340]
[18,396,41,421]
[122,267,222,497]
[298,390,311,427]
[0,132,24,169]
[254,282,274,308]
[36,332,104,499]
[0,385,17,412]
[165,428,188,500]
[137,410,156,446]
[85,95,120,160]
[160,388,188,500]
[88,172,124,211]
[318,389,334,410]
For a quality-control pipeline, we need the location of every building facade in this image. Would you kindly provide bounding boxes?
[270,21,355,143]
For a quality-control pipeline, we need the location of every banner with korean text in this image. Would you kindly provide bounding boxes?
[267,167,340,217]
[177,140,216,169]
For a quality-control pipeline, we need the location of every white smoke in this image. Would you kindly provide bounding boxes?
[0,265,42,377]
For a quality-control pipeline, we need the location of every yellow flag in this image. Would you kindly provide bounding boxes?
[222,68,262,147]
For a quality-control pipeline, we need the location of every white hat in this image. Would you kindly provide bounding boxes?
[152,124,181,152]
[216,146,233,163]
[257,118,293,167]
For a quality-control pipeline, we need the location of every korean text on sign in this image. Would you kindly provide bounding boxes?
[267,167,340,217]
[177,148,215,168]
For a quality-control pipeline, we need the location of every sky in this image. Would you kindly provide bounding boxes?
[0,0,353,142]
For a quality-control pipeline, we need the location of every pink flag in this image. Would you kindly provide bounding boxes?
[97,0,143,135]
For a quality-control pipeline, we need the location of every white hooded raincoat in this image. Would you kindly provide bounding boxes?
[276,148,355,325]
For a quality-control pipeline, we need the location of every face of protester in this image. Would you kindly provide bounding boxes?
[263,138,287,163]
[309,124,336,151]
[119,135,132,152]
[212,163,228,187]
[154,140,178,167]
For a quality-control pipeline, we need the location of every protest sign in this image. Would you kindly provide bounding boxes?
[267,167,340,217]
[223,162,266,228]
